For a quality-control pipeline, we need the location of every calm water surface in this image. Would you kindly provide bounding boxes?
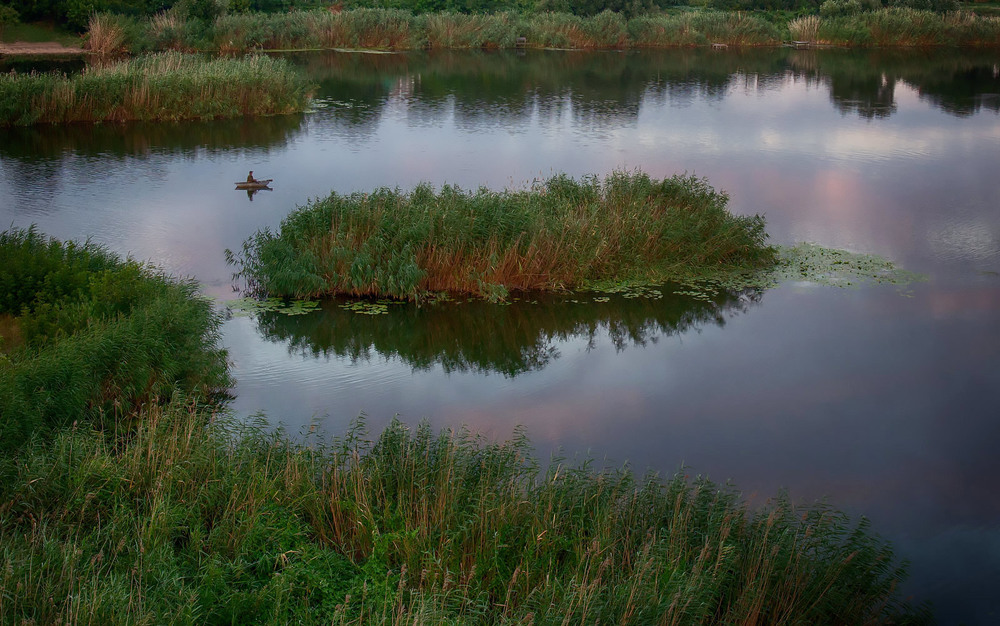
[2,48,998,624]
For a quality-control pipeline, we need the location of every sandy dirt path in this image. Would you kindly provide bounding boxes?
[0,41,84,55]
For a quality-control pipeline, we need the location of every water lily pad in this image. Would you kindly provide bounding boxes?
[228,297,319,316]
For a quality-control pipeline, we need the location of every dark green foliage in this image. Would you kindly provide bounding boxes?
[890,0,959,12]
[0,3,20,38]
[535,0,682,19]
[228,171,778,301]
[0,227,230,454]
[17,0,171,32]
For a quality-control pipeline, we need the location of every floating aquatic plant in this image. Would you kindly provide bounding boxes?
[227,297,320,317]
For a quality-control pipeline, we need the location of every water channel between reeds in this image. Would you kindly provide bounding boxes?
[1,46,998,624]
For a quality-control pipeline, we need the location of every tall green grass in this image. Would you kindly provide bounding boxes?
[0,51,313,126]
[87,7,1000,52]
[0,227,230,453]
[816,8,1000,45]
[228,171,777,301]
[85,8,789,53]
[0,403,930,624]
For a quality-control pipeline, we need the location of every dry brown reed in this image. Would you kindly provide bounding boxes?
[85,13,126,55]
[789,15,821,41]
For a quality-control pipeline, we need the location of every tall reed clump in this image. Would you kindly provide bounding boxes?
[0,408,930,624]
[214,10,320,52]
[528,10,629,49]
[0,227,230,454]
[85,12,127,55]
[818,8,1000,45]
[690,11,784,46]
[325,8,420,50]
[148,9,197,51]
[0,52,313,126]
[789,14,821,41]
[420,12,522,49]
[627,13,707,47]
[228,171,777,302]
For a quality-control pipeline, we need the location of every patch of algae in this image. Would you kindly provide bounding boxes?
[227,297,320,317]
[658,243,927,301]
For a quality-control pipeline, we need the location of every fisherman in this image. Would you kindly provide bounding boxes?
[247,170,256,183]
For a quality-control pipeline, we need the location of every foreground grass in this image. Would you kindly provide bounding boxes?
[0,403,930,624]
[0,51,313,126]
[228,171,777,301]
[86,7,1000,54]
[0,227,230,453]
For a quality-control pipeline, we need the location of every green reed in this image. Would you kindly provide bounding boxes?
[227,171,778,301]
[89,7,1000,53]
[0,403,931,624]
[0,52,313,126]
[817,8,1000,46]
[0,227,230,453]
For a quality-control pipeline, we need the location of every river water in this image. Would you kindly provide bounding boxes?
[1,47,998,623]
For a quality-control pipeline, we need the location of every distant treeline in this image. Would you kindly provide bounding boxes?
[7,0,972,33]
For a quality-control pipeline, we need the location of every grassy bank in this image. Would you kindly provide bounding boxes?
[0,403,930,624]
[227,172,777,301]
[0,227,230,453]
[86,7,1000,53]
[0,51,312,126]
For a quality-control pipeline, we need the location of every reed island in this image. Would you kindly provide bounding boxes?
[228,171,778,301]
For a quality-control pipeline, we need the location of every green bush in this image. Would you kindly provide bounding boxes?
[0,227,230,454]
[0,4,20,38]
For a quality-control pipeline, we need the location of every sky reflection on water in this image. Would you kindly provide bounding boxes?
[1,47,999,624]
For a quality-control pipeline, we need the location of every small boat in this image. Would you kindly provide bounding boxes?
[235,179,273,190]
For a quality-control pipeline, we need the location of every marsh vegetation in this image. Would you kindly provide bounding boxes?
[81,6,1000,55]
[0,225,933,623]
[0,52,312,126]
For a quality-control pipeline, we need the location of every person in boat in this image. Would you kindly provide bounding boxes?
[247,170,256,183]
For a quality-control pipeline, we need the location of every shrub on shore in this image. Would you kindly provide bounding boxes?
[0,227,230,453]
[0,51,313,126]
[228,171,778,301]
